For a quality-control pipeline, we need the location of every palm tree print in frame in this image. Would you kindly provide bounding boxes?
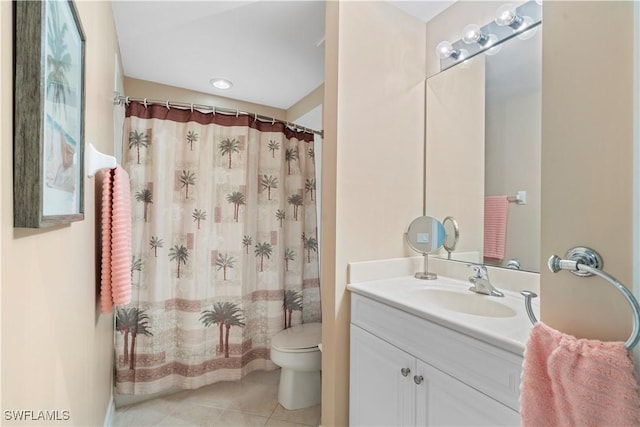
[45,1,72,114]
[15,0,86,225]
[219,138,240,169]
[201,302,245,358]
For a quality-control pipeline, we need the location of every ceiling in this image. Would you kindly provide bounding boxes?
[111,1,455,110]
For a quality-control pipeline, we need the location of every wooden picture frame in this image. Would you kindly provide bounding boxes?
[14,0,86,228]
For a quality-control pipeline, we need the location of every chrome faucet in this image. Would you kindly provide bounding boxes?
[467,264,504,297]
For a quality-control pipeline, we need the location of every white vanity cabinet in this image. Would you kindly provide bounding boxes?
[349,293,523,426]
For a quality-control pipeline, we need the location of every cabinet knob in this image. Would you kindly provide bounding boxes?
[413,375,424,385]
[400,368,411,377]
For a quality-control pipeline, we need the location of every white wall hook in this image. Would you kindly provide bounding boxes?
[86,143,117,178]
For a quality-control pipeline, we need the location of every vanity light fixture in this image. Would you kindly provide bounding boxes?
[436,40,465,61]
[209,78,233,90]
[436,0,541,71]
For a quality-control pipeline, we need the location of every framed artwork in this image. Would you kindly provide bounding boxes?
[14,0,86,228]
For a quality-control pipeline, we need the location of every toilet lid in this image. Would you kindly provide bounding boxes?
[272,322,322,350]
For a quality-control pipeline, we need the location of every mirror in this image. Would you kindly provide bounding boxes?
[442,216,459,258]
[406,215,445,280]
[425,24,541,272]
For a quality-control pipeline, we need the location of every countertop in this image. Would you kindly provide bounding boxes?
[347,275,539,355]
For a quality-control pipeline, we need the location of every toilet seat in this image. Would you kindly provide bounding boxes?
[272,322,322,353]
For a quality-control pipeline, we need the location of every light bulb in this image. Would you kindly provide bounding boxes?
[495,4,516,26]
[436,40,454,59]
[435,41,466,61]
[462,24,482,44]
[495,3,526,30]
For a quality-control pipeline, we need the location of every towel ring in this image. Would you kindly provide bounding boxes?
[521,246,640,350]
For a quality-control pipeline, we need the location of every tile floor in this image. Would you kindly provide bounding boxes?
[112,369,320,427]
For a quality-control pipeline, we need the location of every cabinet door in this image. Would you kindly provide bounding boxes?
[415,360,520,426]
[350,325,416,427]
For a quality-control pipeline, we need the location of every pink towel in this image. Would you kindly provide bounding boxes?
[100,166,132,313]
[484,195,508,261]
[521,322,640,426]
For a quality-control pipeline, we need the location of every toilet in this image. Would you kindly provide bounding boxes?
[270,322,322,410]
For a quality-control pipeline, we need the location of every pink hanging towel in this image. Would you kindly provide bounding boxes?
[100,166,132,313]
[483,195,508,261]
[521,322,640,427]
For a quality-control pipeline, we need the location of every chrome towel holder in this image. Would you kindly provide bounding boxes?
[521,246,640,351]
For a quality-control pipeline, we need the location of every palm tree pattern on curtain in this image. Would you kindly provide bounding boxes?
[115,101,320,395]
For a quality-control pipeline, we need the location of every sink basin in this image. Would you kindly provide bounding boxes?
[414,288,517,318]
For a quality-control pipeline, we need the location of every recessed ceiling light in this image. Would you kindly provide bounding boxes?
[209,78,233,90]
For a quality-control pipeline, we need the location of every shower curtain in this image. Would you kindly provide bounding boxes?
[114,101,320,394]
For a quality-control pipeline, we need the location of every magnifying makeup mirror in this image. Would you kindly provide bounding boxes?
[405,216,445,280]
[442,216,460,260]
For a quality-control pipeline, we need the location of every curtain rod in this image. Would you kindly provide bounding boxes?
[114,94,323,138]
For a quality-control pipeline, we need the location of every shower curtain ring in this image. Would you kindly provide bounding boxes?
[254,113,258,122]
[166,101,170,110]
[272,118,275,125]
[190,103,194,113]
[143,98,148,109]
[236,109,239,118]
[125,96,130,104]
[212,106,215,116]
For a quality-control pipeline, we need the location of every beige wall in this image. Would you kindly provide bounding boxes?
[124,77,287,120]
[321,2,426,425]
[1,2,119,425]
[541,1,634,341]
